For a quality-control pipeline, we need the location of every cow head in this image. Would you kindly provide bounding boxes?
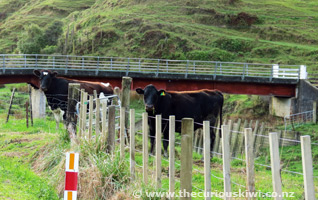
[33,70,58,92]
[136,84,165,112]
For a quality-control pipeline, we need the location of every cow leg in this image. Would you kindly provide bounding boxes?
[150,137,155,155]
[148,116,156,155]
[163,126,169,158]
[210,127,216,158]
[52,108,62,130]
[149,128,156,155]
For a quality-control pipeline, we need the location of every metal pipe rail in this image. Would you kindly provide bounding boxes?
[284,110,314,131]
[1,54,307,80]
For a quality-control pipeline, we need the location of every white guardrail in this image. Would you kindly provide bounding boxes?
[1,54,307,80]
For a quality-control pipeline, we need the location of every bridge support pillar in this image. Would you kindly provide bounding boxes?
[269,97,295,118]
[31,87,46,118]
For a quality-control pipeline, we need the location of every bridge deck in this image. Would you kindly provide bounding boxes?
[0,54,303,97]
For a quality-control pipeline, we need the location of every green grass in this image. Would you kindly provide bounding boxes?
[0,156,58,200]
[0,130,61,200]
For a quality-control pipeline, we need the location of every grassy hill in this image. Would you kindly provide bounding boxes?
[1,0,318,74]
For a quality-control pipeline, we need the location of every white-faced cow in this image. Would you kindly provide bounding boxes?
[33,70,113,129]
[136,84,223,157]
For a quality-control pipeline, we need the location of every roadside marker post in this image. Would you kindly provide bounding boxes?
[64,152,79,200]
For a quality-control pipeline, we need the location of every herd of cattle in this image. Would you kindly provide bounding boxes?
[31,69,224,154]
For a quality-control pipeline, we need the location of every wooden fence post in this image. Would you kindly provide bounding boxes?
[95,96,101,137]
[252,120,259,150]
[88,95,94,140]
[228,120,233,145]
[26,101,29,128]
[143,112,149,184]
[301,136,316,200]
[28,85,33,127]
[254,122,265,156]
[269,132,283,200]
[245,128,255,199]
[169,115,175,199]
[130,109,135,181]
[203,121,211,200]
[194,129,199,152]
[180,118,193,200]
[222,124,231,200]
[78,89,84,137]
[107,105,116,154]
[6,88,16,123]
[231,120,241,157]
[121,77,132,144]
[66,83,80,136]
[213,118,221,155]
[313,101,317,124]
[156,115,162,189]
[120,107,125,159]
[81,92,88,138]
[198,129,203,154]
[101,102,107,146]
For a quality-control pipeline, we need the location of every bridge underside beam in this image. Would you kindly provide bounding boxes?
[68,77,296,97]
[131,79,296,97]
[0,75,296,97]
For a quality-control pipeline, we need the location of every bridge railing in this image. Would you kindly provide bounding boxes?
[1,54,305,80]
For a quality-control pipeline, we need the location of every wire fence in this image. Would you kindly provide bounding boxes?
[1,84,317,199]
[284,110,314,131]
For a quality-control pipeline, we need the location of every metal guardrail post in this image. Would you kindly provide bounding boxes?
[126,58,130,76]
[270,65,273,82]
[156,59,160,77]
[53,56,55,69]
[166,60,168,72]
[110,57,113,70]
[242,64,246,80]
[96,56,99,75]
[35,54,38,68]
[139,58,141,72]
[193,61,196,74]
[2,55,5,73]
[214,62,218,80]
[65,55,68,74]
[24,55,27,68]
[185,60,189,78]
[82,57,84,69]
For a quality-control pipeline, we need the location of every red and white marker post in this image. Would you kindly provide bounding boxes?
[64,152,79,200]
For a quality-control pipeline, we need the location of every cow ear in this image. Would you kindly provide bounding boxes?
[52,71,58,77]
[136,88,144,94]
[158,89,166,96]
[33,70,41,77]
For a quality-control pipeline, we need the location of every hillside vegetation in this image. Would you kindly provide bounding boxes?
[1,0,318,73]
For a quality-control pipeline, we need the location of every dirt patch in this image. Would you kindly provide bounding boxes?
[95,30,119,44]
[8,138,31,144]
[2,151,29,158]
[140,30,169,47]
[228,12,259,27]
[0,13,6,20]
[184,7,216,15]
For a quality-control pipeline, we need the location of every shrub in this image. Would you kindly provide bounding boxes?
[213,37,253,53]
[187,48,236,61]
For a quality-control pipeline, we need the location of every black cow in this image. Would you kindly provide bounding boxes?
[136,84,223,157]
[33,70,114,130]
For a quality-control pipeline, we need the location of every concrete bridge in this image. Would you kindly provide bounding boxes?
[0,54,316,117]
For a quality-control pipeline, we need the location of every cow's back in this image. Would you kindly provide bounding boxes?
[166,90,222,121]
